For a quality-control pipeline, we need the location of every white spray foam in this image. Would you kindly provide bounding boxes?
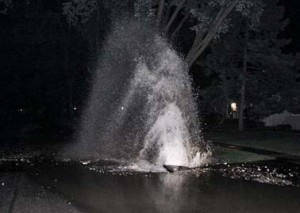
[131,37,210,168]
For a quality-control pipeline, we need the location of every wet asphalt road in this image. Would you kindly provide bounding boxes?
[1,158,300,213]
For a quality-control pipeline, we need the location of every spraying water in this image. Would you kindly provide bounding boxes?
[66,19,210,169]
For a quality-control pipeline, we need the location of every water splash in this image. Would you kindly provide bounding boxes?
[66,20,210,168]
[132,44,209,167]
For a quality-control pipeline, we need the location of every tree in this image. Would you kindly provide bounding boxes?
[202,0,298,131]
[62,0,264,68]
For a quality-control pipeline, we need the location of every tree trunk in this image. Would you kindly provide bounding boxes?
[238,76,246,131]
[238,22,249,132]
[162,0,174,27]
[220,71,229,118]
[156,0,165,28]
[95,2,100,55]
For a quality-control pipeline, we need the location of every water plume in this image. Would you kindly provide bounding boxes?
[65,19,210,168]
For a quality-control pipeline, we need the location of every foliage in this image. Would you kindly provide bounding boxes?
[202,0,299,118]
[134,0,154,20]
[62,0,266,67]
[0,0,13,14]
[62,0,97,26]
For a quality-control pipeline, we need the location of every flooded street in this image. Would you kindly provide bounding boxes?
[1,158,300,213]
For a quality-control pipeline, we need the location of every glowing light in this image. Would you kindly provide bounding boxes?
[231,103,237,112]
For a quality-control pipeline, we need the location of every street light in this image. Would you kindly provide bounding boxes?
[231,102,237,112]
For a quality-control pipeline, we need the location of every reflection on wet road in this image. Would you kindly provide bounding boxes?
[1,158,300,213]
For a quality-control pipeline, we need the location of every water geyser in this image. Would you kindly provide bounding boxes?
[67,19,210,168]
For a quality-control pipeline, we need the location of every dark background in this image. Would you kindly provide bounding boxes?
[0,0,299,137]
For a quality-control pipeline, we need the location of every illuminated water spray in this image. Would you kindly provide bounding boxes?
[66,20,210,169]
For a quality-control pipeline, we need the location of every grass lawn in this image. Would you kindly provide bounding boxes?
[213,146,274,164]
[207,131,300,156]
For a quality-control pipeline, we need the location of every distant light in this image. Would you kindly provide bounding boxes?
[18,108,23,112]
[231,103,237,112]
[121,106,124,111]
[73,106,77,111]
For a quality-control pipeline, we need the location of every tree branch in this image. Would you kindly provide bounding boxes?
[156,0,165,28]
[162,0,175,27]
[238,20,249,132]
[186,5,227,62]
[171,10,190,39]
[164,0,186,35]
[186,0,239,67]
